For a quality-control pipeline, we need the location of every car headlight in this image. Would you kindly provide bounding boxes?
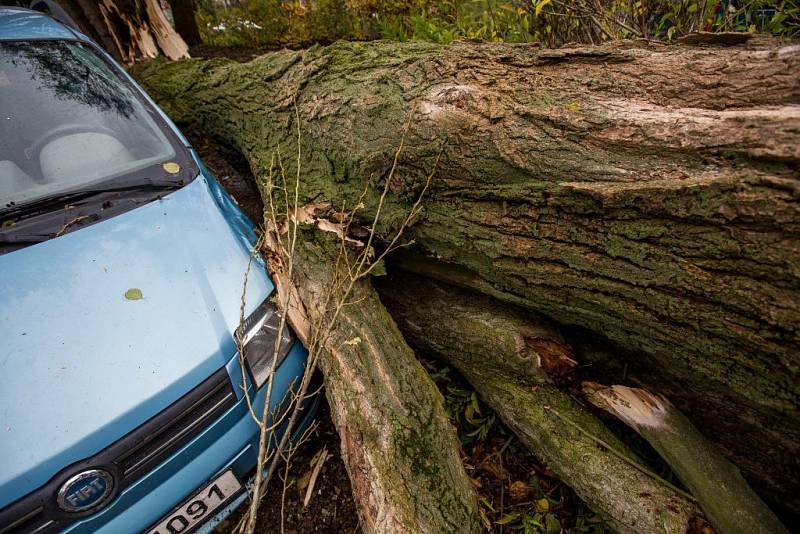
[236,298,295,388]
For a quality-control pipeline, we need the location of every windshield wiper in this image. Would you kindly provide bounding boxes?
[1,182,183,218]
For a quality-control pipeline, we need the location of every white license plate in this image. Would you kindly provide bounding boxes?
[147,470,242,534]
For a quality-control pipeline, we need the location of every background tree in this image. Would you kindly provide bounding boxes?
[19,0,190,63]
[167,0,201,47]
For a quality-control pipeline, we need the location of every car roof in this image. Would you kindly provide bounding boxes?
[0,6,86,42]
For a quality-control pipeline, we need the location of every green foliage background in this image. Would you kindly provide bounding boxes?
[195,0,798,49]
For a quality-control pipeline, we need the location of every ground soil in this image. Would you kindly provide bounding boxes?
[212,401,361,534]
[190,44,274,63]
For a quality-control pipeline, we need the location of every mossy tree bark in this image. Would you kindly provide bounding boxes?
[277,231,483,533]
[375,272,704,534]
[133,37,800,514]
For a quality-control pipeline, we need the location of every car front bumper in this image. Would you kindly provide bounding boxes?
[60,342,318,534]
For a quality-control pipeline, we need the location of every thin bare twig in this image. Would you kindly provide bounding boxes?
[238,100,444,533]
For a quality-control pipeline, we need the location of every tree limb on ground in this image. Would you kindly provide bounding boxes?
[274,228,483,533]
[132,37,800,516]
[376,271,705,534]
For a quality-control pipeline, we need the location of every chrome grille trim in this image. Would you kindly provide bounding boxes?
[0,368,236,534]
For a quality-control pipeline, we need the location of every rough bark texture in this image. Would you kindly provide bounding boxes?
[133,37,800,512]
[584,384,788,534]
[376,271,703,534]
[284,231,483,533]
[59,0,189,63]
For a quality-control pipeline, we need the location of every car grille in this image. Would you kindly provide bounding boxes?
[0,368,236,534]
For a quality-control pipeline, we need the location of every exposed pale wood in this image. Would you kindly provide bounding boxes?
[60,0,190,63]
[584,383,788,534]
[69,0,123,61]
[144,0,190,60]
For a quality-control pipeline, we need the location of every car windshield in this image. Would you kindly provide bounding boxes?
[0,40,181,209]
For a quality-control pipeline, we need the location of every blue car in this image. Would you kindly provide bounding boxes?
[0,7,318,534]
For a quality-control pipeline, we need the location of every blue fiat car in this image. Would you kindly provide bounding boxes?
[0,7,318,534]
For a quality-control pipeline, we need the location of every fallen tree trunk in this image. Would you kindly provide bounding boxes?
[133,36,800,512]
[375,271,704,533]
[273,230,483,533]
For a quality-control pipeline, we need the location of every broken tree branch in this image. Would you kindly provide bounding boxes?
[289,231,483,533]
[583,383,788,534]
[377,271,705,533]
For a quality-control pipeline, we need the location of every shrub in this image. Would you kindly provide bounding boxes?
[195,0,800,49]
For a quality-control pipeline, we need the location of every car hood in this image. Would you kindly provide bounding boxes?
[0,175,272,507]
